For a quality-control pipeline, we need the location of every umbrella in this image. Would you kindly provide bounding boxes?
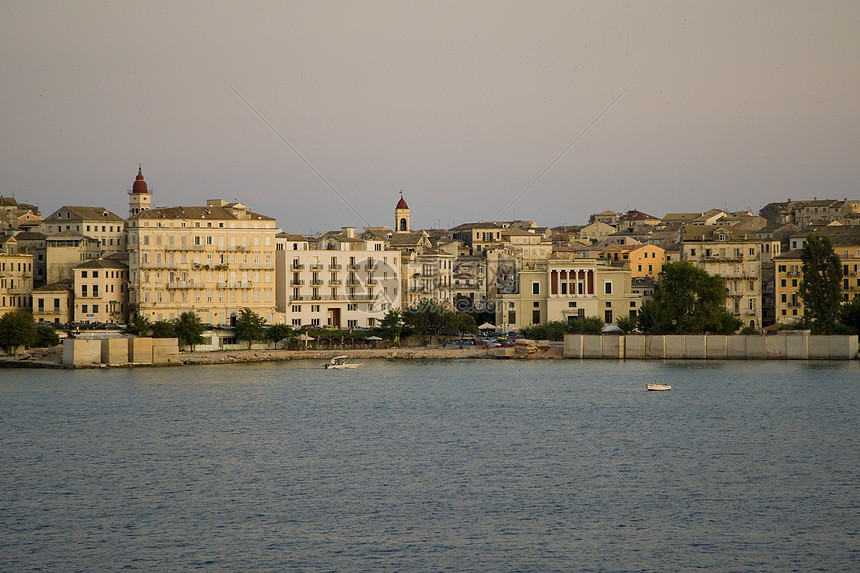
[298,333,315,341]
[602,324,622,333]
[478,322,496,331]
[366,336,382,340]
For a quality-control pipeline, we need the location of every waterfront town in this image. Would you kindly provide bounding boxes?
[1,167,859,341]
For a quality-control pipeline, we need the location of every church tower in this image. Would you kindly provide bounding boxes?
[128,165,151,218]
[395,191,410,233]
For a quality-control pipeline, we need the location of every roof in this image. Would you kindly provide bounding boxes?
[46,206,124,222]
[396,195,409,209]
[13,231,47,241]
[74,258,128,270]
[277,233,310,241]
[130,203,275,221]
[33,281,72,292]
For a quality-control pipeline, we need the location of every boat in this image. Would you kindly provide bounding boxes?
[324,356,361,369]
[646,381,671,391]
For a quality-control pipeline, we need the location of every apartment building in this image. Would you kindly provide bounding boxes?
[42,206,126,252]
[0,250,34,318]
[32,282,72,325]
[275,229,401,329]
[402,248,454,309]
[773,226,860,324]
[127,199,279,325]
[72,258,129,324]
[680,225,763,330]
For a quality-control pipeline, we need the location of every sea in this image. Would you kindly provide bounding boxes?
[1,359,858,572]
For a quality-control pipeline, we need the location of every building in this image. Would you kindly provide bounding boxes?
[760,199,860,228]
[72,258,129,324]
[45,231,103,284]
[42,206,126,253]
[275,228,401,328]
[773,226,860,324]
[32,282,72,325]
[127,198,279,325]
[680,225,763,330]
[496,258,640,328]
[0,250,34,318]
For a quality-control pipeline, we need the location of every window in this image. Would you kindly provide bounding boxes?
[532,282,540,295]
[604,281,612,295]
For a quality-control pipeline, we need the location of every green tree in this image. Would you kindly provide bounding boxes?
[151,320,176,338]
[839,296,860,334]
[235,307,266,349]
[0,311,36,352]
[173,311,206,350]
[34,325,61,348]
[378,308,404,344]
[640,262,736,334]
[267,323,296,348]
[799,234,843,334]
[127,313,151,336]
[614,314,638,333]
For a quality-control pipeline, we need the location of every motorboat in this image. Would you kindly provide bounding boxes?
[324,356,361,369]
[646,381,671,391]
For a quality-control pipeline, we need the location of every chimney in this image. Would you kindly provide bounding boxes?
[342,227,355,238]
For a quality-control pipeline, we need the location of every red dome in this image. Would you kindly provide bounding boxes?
[132,165,148,194]
[396,195,409,209]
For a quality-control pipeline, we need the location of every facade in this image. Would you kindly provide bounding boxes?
[496,258,640,328]
[773,227,860,324]
[13,232,48,287]
[402,249,454,309]
[760,199,860,228]
[32,282,72,325]
[0,251,34,318]
[72,258,129,324]
[275,229,401,328]
[42,206,126,252]
[45,231,103,283]
[127,199,279,325]
[680,225,763,330]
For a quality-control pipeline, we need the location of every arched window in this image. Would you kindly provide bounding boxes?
[400,218,407,231]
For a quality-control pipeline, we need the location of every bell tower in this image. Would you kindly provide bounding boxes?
[395,191,410,233]
[128,164,152,218]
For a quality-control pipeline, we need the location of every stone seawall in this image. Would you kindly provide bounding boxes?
[564,334,859,360]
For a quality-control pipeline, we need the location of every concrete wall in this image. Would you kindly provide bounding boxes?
[152,338,180,365]
[62,338,101,367]
[128,337,153,364]
[562,334,858,360]
[101,338,128,365]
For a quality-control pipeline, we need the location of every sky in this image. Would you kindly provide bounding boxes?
[2,1,858,234]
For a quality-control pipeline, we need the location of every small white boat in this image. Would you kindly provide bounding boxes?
[646,381,671,391]
[324,356,361,370]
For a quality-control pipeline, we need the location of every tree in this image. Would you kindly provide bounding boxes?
[151,320,176,338]
[34,325,61,348]
[235,307,266,349]
[267,323,296,348]
[799,234,843,334]
[173,311,206,350]
[839,296,860,334]
[378,308,404,344]
[614,314,638,333]
[640,262,737,334]
[0,311,36,352]
[127,313,151,336]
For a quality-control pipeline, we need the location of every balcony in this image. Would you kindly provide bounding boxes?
[8,287,32,295]
[329,264,342,270]
[366,278,378,285]
[166,281,204,289]
[328,279,342,286]
[217,281,253,289]
[310,263,324,271]
[787,271,801,277]
[347,279,361,286]
[311,279,324,286]
[348,263,361,270]
[364,262,376,270]
[291,279,305,286]
[291,264,305,270]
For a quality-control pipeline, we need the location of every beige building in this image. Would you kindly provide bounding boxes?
[402,248,454,309]
[32,282,72,325]
[496,258,640,328]
[0,251,34,318]
[42,206,126,253]
[72,258,129,324]
[681,225,763,330]
[127,198,279,325]
[275,229,401,328]
[44,230,103,284]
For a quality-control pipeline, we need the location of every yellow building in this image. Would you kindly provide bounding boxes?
[32,282,73,325]
[72,258,129,324]
[42,206,126,252]
[0,251,34,318]
[774,227,860,323]
[496,258,640,328]
[127,198,279,325]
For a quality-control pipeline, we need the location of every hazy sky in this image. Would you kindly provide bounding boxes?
[2,1,858,233]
